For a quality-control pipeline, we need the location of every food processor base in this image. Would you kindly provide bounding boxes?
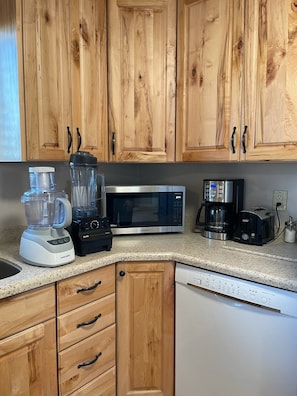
[20,229,75,267]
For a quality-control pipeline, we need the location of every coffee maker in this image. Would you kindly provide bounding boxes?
[195,179,244,240]
[20,167,75,267]
[68,151,112,256]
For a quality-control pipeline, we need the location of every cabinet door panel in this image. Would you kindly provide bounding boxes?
[176,0,243,161]
[22,0,71,160]
[116,261,174,395]
[244,0,297,160]
[70,0,108,160]
[0,319,57,396]
[108,0,176,162]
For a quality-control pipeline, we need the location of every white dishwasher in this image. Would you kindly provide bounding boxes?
[175,263,297,396]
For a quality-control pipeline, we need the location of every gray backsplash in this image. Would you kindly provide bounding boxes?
[1,161,297,233]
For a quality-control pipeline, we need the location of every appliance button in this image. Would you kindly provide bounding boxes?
[242,233,249,241]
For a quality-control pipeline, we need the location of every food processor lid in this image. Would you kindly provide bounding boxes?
[69,151,97,166]
[29,166,55,173]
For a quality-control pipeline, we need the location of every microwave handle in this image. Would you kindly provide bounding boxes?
[195,203,206,226]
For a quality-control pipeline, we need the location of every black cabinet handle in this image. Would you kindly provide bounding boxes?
[119,270,125,277]
[77,313,102,328]
[231,126,236,154]
[76,127,82,151]
[67,126,72,153]
[112,132,116,155]
[76,280,102,294]
[242,125,248,154]
[77,352,102,369]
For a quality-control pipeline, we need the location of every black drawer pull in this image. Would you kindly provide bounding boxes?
[77,352,102,369]
[119,270,125,277]
[77,313,102,328]
[76,280,102,294]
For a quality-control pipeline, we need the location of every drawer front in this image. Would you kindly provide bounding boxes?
[57,265,115,314]
[58,293,115,351]
[0,285,55,339]
[69,366,116,396]
[59,324,115,395]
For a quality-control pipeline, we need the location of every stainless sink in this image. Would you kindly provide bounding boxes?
[0,259,21,279]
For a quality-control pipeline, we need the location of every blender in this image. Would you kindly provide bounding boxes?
[20,167,75,267]
[68,151,112,256]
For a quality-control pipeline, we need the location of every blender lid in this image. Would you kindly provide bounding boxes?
[69,151,97,166]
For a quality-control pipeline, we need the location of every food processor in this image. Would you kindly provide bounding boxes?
[20,167,75,267]
[68,151,112,256]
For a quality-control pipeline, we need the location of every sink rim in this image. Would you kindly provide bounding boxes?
[0,259,22,279]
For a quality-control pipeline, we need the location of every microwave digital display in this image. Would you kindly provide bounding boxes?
[105,186,185,235]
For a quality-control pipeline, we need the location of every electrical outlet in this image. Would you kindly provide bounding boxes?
[272,190,288,211]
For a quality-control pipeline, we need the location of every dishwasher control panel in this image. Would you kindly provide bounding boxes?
[175,263,297,317]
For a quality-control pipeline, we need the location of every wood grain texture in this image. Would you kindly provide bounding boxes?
[176,0,243,162]
[57,265,115,315]
[22,0,107,160]
[58,324,115,395]
[0,319,58,395]
[116,261,174,395]
[244,0,297,160]
[0,284,55,339]
[108,0,176,162]
[57,293,115,351]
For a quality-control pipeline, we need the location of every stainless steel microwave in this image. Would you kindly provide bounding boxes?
[105,185,185,235]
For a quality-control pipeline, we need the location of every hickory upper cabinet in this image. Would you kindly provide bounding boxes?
[108,0,176,162]
[176,0,297,162]
[176,0,243,161]
[21,0,107,161]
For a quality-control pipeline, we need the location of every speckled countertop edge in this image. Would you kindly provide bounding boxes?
[1,230,297,299]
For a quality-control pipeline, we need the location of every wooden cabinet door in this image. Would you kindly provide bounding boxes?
[22,0,107,161]
[176,0,244,162]
[0,319,57,396]
[108,0,176,162]
[70,0,108,161]
[116,261,175,396]
[22,0,71,160]
[243,0,297,160]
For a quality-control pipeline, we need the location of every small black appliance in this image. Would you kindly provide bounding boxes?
[233,209,275,245]
[67,151,112,256]
[195,179,244,240]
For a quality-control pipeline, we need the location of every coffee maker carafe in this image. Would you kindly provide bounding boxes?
[195,179,244,240]
[20,167,75,266]
[68,151,112,256]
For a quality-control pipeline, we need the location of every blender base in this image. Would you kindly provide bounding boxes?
[20,229,75,267]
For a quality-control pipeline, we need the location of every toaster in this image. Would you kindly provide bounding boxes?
[233,209,275,246]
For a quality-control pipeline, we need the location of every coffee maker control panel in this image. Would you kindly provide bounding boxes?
[203,180,234,203]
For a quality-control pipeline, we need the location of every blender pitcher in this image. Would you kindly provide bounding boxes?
[69,151,105,220]
[68,151,112,256]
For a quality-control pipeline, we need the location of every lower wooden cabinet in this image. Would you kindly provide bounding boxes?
[116,261,175,396]
[0,285,57,396]
[57,265,116,396]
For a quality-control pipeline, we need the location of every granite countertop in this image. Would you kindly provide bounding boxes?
[1,230,297,299]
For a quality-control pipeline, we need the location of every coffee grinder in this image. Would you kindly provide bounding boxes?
[20,167,75,266]
[195,179,244,240]
[68,151,112,256]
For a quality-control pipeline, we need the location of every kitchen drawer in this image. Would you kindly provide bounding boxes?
[0,285,55,339]
[57,265,115,314]
[68,366,116,396]
[58,293,115,351]
[58,324,115,395]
